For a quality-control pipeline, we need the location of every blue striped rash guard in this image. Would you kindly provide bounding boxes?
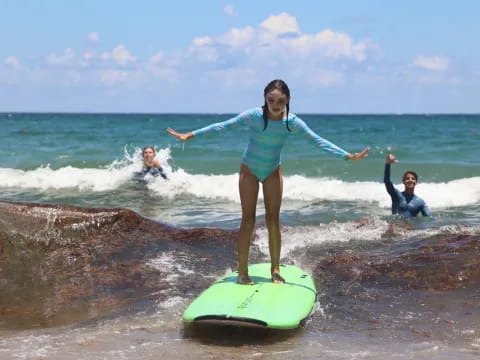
[191,108,350,182]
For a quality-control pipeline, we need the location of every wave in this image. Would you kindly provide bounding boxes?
[0,147,173,192]
[1,164,479,211]
[0,146,479,209]
[253,217,480,258]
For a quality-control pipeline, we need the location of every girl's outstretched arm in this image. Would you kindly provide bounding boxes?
[166,128,194,142]
[167,110,252,141]
[292,116,370,160]
[346,147,370,161]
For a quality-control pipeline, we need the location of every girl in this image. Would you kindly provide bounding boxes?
[167,80,370,284]
[140,146,167,179]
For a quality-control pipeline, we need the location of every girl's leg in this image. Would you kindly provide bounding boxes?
[237,164,259,284]
[262,166,284,283]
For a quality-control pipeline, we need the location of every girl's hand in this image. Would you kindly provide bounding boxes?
[386,153,398,164]
[347,147,370,161]
[166,128,193,142]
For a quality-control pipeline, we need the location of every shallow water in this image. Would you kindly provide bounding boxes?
[0,202,479,359]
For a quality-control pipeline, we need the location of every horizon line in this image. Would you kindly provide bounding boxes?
[1,111,480,116]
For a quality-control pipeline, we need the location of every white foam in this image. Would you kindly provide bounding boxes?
[0,146,173,192]
[1,148,479,210]
[0,165,133,191]
[0,334,56,359]
[417,177,480,209]
[284,176,383,203]
[148,171,480,209]
[252,219,480,257]
[253,217,391,256]
[146,251,218,311]
[146,252,196,284]
[283,175,480,209]
[147,170,239,200]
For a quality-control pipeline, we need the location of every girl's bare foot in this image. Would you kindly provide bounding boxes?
[271,272,285,284]
[237,273,254,285]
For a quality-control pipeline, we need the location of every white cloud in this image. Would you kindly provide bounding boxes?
[148,67,179,84]
[223,4,237,16]
[260,13,299,35]
[83,50,96,61]
[188,37,218,62]
[149,52,165,64]
[6,13,374,91]
[306,69,345,87]
[5,56,20,68]
[411,55,449,71]
[413,73,459,85]
[112,45,136,65]
[289,29,368,61]
[102,45,136,66]
[192,36,213,47]
[46,48,75,66]
[88,32,99,42]
[13,12,375,92]
[221,26,254,49]
[187,13,371,63]
[207,67,258,88]
[99,69,128,85]
[182,12,373,88]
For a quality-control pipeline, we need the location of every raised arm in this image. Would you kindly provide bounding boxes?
[384,153,398,197]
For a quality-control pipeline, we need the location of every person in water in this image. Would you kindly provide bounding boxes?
[167,79,370,285]
[384,152,431,217]
[140,146,167,179]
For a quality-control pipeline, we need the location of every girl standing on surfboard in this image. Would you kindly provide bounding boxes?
[167,79,370,285]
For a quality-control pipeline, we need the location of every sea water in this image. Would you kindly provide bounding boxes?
[0,112,479,359]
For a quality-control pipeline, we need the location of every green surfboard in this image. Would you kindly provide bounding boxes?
[183,263,317,329]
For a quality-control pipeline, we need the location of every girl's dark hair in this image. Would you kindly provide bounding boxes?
[402,171,418,182]
[262,79,291,132]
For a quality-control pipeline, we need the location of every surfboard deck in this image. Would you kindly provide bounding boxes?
[183,263,317,329]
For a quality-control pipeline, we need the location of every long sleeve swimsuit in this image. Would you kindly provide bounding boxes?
[384,163,431,217]
[192,108,349,182]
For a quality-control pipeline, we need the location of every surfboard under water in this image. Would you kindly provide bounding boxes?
[183,263,317,329]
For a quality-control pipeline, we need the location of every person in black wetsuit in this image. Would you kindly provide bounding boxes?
[384,152,431,218]
[141,146,167,179]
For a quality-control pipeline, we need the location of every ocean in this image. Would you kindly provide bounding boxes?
[0,112,479,359]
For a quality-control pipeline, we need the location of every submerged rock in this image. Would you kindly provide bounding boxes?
[315,233,480,291]
[0,201,238,329]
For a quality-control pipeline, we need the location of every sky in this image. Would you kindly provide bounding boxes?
[1,0,480,113]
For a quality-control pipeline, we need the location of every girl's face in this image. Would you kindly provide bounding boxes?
[143,148,155,162]
[403,173,417,191]
[265,89,289,117]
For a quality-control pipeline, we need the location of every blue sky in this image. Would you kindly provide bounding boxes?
[1,0,480,113]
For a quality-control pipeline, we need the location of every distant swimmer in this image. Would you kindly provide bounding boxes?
[139,146,167,179]
[384,152,431,218]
